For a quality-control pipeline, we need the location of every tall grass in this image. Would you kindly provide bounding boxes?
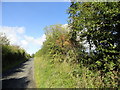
[34,56,76,88]
[34,55,111,88]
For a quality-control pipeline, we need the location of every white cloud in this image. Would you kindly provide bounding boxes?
[62,24,71,33]
[0,26,23,45]
[0,26,46,55]
[35,34,46,46]
[17,27,25,34]
[62,24,68,28]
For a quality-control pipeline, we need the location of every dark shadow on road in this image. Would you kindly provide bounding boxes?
[2,59,31,78]
[2,58,35,89]
[2,77,29,88]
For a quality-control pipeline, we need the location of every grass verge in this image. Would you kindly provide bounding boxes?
[34,56,77,88]
[34,56,118,88]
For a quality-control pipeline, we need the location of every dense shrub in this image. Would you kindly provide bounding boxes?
[68,2,120,87]
[34,2,120,88]
[0,33,31,72]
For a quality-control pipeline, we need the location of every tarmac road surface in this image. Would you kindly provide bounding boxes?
[2,58,36,89]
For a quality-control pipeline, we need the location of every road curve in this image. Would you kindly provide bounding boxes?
[2,58,36,89]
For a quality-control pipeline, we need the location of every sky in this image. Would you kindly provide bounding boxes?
[1,2,70,54]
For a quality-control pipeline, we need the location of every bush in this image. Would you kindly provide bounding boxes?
[1,33,31,72]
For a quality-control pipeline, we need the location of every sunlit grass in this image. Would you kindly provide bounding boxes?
[34,55,118,88]
[34,56,105,88]
[34,56,77,88]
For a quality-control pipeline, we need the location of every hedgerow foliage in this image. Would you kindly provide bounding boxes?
[35,24,119,88]
[0,33,31,72]
[35,24,85,63]
[68,2,120,87]
[35,24,88,87]
[35,2,120,88]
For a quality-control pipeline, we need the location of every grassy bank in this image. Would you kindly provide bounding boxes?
[34,56,76,88]
[34,55,110,88]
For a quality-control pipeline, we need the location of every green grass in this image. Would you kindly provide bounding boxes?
[34,55,118,88]
[34,56,77,88]
[34,56,102,88]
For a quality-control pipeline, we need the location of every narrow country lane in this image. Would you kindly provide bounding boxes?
[2,58,36,89]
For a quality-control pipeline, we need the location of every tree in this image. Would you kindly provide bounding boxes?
[68,2,120,71]
[0,33,10,45]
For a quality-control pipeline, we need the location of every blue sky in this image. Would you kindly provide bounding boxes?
[1,2,70,54]
[2,2,70,37]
